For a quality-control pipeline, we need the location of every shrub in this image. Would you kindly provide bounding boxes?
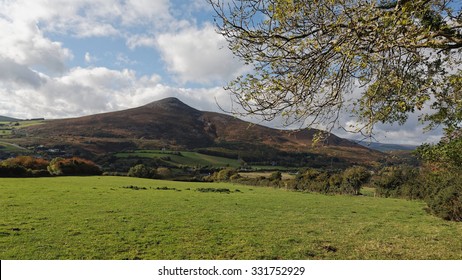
[0,164,28,177]
[2,156,49,170]
[373,165,419,198]
[373,166,462,222]
[427,183,462,222]
[420,170,462,222]
[156,167,172,179]
[127,164,156,179]
[122,185,147,190]
[292,169,330,193]
[0,156,50,177]
[196,187,231,193]
[207,168,239,181]
[341,166,371,195]
[48,157,102,176]
[269,171,282,181]
[328,173,343,193]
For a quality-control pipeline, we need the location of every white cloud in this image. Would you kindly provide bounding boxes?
[121,0,172,26]
[0,64,229,120]
[115,53,138,66]
[84,52,97,64]
[0,57,46,89]
[0,19,72,74]
[156,23,248,85]
[1,0,178,39]
[126,35,157,50]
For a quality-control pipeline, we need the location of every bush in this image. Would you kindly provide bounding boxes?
[373,166,462,222]
[2,156,49,170]
[341,166,371,195]
[206,168,239,181]
[156,167,172,179]
[48,157,102,176]
[0,165,28,177]
[294,168,329,192]
[0,156,50,177]
[373,165,419,198]
[427,183,462,222]
[196,188,231,193]
[127,164,156,179]
[328,173,342,189]
[420,170,462,222]
[269,171,282,181]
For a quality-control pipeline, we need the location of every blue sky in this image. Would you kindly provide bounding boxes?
[0,0,445,145]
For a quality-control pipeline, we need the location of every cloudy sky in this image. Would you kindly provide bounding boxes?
[0,0,443,145]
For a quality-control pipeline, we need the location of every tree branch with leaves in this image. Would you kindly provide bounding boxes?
[209,0,462,137]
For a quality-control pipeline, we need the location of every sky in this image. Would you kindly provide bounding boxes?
[0,0,444,145]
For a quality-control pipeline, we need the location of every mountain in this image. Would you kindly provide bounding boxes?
[18,97,384,166]
[356,141,417,152]
[0,116,21,122]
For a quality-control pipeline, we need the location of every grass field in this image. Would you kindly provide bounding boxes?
[0,141,30,153]
[1,176,461,260]
[0,120,44,136]
[115,150,242,168]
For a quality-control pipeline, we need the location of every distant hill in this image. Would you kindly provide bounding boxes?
[18,97,384,167]
[356,141,417,152]
[0,116,21,122]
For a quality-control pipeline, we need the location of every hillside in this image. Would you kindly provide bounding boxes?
[357,141,417,152]
[16,97,384,167]
[0,116,21,122]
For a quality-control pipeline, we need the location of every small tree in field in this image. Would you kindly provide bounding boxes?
[342,166,371,195]
[128,164,156,179]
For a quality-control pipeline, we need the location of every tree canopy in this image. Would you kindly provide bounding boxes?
[209,0,462,137]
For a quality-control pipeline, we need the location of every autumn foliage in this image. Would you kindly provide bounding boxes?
[0,156,101,177]
[47,157,102,176]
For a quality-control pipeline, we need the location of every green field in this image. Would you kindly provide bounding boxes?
[0,141,30,153]
[1,176,461,259]
[116,150,242,168]
[0,120,44,136]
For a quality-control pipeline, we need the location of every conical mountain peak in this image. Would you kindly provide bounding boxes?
[143,97,198,113]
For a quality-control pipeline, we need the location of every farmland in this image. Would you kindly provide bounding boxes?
[1,176,461,260]
[0,120,44,136]
[115,150,243,168]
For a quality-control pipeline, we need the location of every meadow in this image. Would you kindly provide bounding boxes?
[0,120,44,136]
[1,176,461,260]
[115,150,242,168]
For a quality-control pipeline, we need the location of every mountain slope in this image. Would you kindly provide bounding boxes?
[357,141,417,152]
[0,116,21,122]
[25,98,214,148]
[20,97,384,166]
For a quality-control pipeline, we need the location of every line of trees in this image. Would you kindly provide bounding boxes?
[206,166,371,196]
[0,156,101,177]
[373,165,462,222]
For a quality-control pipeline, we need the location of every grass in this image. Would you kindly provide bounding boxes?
[0,120,44,137]
[0,141,30,153]
[115,150,242,168]
[1,176,461,260]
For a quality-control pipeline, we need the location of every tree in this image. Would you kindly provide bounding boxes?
[417,128,462,169]
[269,171,282,181]
[209,0,462,136]
[127,164,156,179]
[48,157,102,176]
[2,156,49,170]
[342,166,371,195]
